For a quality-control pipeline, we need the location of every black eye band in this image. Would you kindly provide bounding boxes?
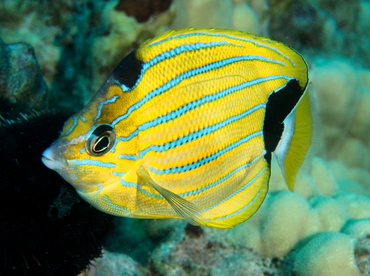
[86,124,116,156]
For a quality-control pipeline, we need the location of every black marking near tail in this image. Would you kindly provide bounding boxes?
[112,50,143,89]
[263,79,305,162]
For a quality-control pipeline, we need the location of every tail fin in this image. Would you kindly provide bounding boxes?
[274,88,314,191]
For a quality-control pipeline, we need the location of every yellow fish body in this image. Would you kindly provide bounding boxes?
[42,28,313,228]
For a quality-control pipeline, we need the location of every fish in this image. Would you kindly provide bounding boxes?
[42,28,313,229]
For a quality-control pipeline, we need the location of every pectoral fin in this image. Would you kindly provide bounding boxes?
[137,166,203,226]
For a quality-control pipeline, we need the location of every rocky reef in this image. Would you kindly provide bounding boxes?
[0,39,47,117]
[1,0,369,275]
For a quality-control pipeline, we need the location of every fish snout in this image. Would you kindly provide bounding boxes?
[42,144,68,171]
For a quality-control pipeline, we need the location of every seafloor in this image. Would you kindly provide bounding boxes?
[0,0,369,275]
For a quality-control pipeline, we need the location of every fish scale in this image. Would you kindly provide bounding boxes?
[42,28,313,228]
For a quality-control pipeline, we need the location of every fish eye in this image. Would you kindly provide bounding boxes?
[86,124,116,156]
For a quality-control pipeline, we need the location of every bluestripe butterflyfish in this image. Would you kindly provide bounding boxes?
[42,28,313,229]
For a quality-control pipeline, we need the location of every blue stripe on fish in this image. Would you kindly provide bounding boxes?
[113,171,125,177]
[118,154,137,160]
[130,154,265,200]
[150,32,297,67]
[77,182,103,186]
[64,116,79,136]
[94,95,119,122]
[73,159,116,168]
[139,104,266,158]
[116,129,139,142]
[202,167,266,213]
[115,41,234,92]
[150,130,263,174]
[111,56,287,126]
[117,74,290,145]
[119,179,137,188]
[212,191,261,221]
[179,154,264,197]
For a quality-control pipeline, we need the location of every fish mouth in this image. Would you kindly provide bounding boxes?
[41,147,68,171]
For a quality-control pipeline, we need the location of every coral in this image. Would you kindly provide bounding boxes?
[259,192,315,257]
[311,59,365,155]
[226,154,369,274]
[213,53,370,273]
[0,1,63,84]
[335,193,370,220]
[0,0,174,113]
[310,58,370,203]
[104,218,159,264]
[268,0,370,67]
[88,250,148,276]
[342,219,370,238]
[0,38,47,117]
[170,0,234,29]
[90,2,174,97]
[170,0,264,35]
[293,233,360,276]
[149,223,284,276]
[354,235,370,274]
[309,196,349,232]
[310,157,338,196]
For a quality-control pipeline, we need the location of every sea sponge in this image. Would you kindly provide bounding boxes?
[293,233,360,276]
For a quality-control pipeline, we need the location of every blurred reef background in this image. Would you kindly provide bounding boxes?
[0,0,369,275]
